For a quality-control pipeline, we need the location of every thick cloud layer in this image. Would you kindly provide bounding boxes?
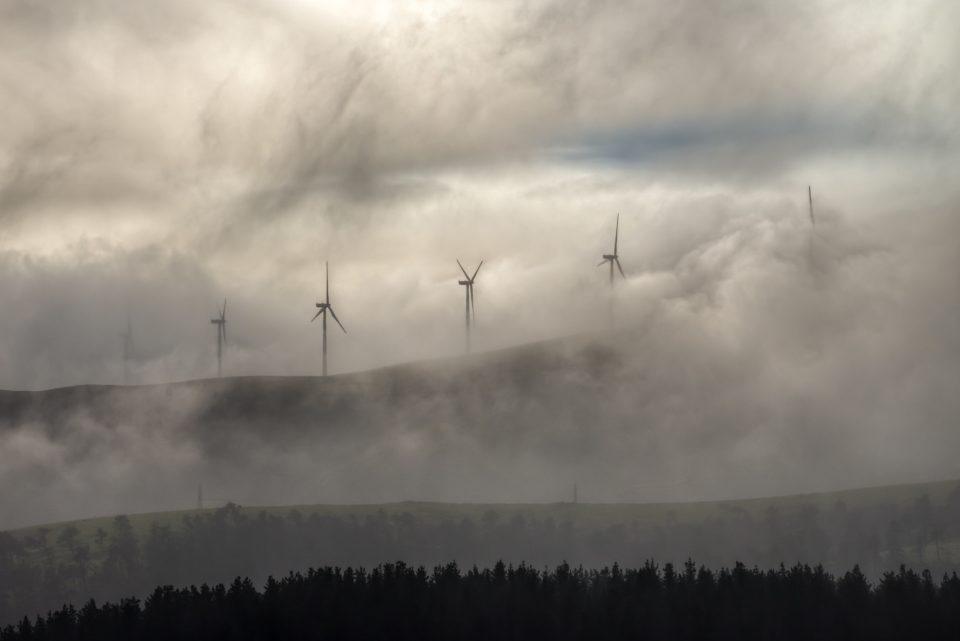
[0,0,957,525]
[1,198,958,529]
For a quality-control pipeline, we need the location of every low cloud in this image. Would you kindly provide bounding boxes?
[0,191,957,528]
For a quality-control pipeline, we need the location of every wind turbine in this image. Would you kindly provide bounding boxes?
[210,299,226,377]
[311,261,346,377]
[598,213,626,286]
[457,259,483,354]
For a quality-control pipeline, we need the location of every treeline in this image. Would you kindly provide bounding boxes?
[3,487,960,625]
[4,561,960,641]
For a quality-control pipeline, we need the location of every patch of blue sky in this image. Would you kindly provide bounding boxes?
[548,111,920,167]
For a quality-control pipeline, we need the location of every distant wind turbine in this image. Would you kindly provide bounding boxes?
[311,261,346,377]
[808,185,815,227]
[210,299,227,377]
[457,259,483,354]
[598,213,626,286]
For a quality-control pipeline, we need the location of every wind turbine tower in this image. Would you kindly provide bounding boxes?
[457,260,483,354]
[311,261,346,377]
[210,299,227,377]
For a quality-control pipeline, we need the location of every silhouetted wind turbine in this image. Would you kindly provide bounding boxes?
[311,261,346,377]
[598,213,626,286]
[808,185,815,227]
[210,299,226,377]
[457,259,483,354]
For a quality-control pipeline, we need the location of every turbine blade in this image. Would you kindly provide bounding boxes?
[614,213,619,255]
[615,257,626,278]
[221,298,226,321]
[471,260,483,280]
[325,261,330,305]
[456,259,470,280]
[808,185,815,226]
[328,306,347,333]
[310,309,323,322]
[221,323,227,345]
[469,284,476,325]
[597,259,609,267]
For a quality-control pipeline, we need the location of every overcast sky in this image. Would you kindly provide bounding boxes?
[0,0,957,389]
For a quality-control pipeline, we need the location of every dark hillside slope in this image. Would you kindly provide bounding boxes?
[0,331,955,530]
[0,337,628,528]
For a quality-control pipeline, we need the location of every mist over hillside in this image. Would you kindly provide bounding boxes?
[2,299,959,531]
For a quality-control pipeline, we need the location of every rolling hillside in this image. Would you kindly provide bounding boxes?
[0,332,956,531]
